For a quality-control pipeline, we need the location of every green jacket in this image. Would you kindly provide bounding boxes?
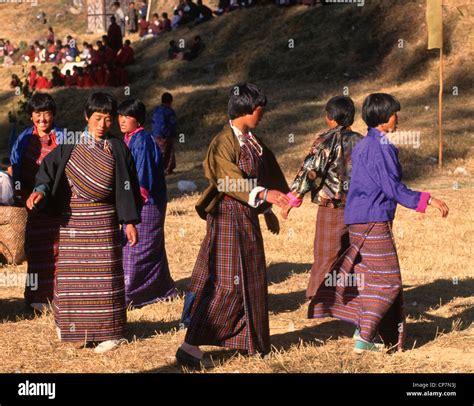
[195,126,289,220]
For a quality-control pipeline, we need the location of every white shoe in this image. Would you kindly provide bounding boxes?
[94,339,127,354]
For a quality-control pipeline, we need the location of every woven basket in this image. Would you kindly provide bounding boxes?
[0,206,27,264]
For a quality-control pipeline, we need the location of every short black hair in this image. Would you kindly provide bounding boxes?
[27,92,56,116]
[228,83,267,120]
[161,92,173,104]
[362,93,401,128]
[85,92,117,119]
[118,98,146,124]
[325,95,355,128]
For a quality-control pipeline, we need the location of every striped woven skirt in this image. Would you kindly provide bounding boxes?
[122,203,177,308]
[306,206,349,300]
[308,222,405,350]
[24,211,61,306]
[183,196,270,355]
[53,199,126,342]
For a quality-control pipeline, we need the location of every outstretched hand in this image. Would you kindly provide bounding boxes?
[430,197,449,218]
[260,189,290,208]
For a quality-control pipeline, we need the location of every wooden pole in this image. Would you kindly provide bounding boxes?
[438,38,443,167]
[146,0,152,22]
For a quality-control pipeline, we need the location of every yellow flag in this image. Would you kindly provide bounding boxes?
[426,0,443,49]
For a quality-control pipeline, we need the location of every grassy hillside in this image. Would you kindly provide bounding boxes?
[0,0,472,373]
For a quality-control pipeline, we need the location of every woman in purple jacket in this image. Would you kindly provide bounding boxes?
[308,93,449,353]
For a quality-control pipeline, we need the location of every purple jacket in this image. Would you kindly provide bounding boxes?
[344,127,430,225]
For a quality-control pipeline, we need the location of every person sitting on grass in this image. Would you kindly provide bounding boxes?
[182,35,205,61]
[116,40,135,66]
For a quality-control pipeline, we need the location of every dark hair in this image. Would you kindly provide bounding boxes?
[118,98,146,124]
[228,83,267,120]
[85,92,117,119]
[162,12,168,18]
[27,92,56,116]
[161,92,173,104]
[325,95,355,128]
[125,39,131,46]
[362,93,401,128]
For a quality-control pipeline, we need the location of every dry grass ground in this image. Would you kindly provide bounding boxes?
[0,0,472,373]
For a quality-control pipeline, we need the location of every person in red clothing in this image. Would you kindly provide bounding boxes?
[24,46,36,63]
[27,66,38,90]
[149,13,160,36]
[83,67,96,88]
[71,66,80,87]
[75,67,85,88]
[64,70,74,87]
[93,65,105,87]
[116,40,134,66]
[103,40,117,66]
[138,17,149,38]
[159,12,171,32]
[90,45,100,66]
[107,16,123,54]
[46,40,56,62]
[51,67,65,87]
[35,71,51,90]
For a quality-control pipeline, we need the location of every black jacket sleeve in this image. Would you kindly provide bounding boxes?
[110,137,143,224]
[34,145,65,214]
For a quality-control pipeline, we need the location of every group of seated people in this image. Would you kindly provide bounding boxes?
[24,65,129,90]
[18,35,135,91]
[138,0,213,40]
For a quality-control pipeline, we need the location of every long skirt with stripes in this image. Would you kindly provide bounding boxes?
[20,129,60,306]
[122,203,177,308]
[24,212,61,305]
[308,222,405,350]
[182,139,270,355]
[53,139,126,342]
[306,206,349,300]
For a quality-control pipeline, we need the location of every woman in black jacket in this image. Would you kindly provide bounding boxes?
[27,92,142,353]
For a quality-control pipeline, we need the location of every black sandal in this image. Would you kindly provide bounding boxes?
[175,348,203,368]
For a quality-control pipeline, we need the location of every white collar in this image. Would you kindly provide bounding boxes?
[229,120,255,146]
